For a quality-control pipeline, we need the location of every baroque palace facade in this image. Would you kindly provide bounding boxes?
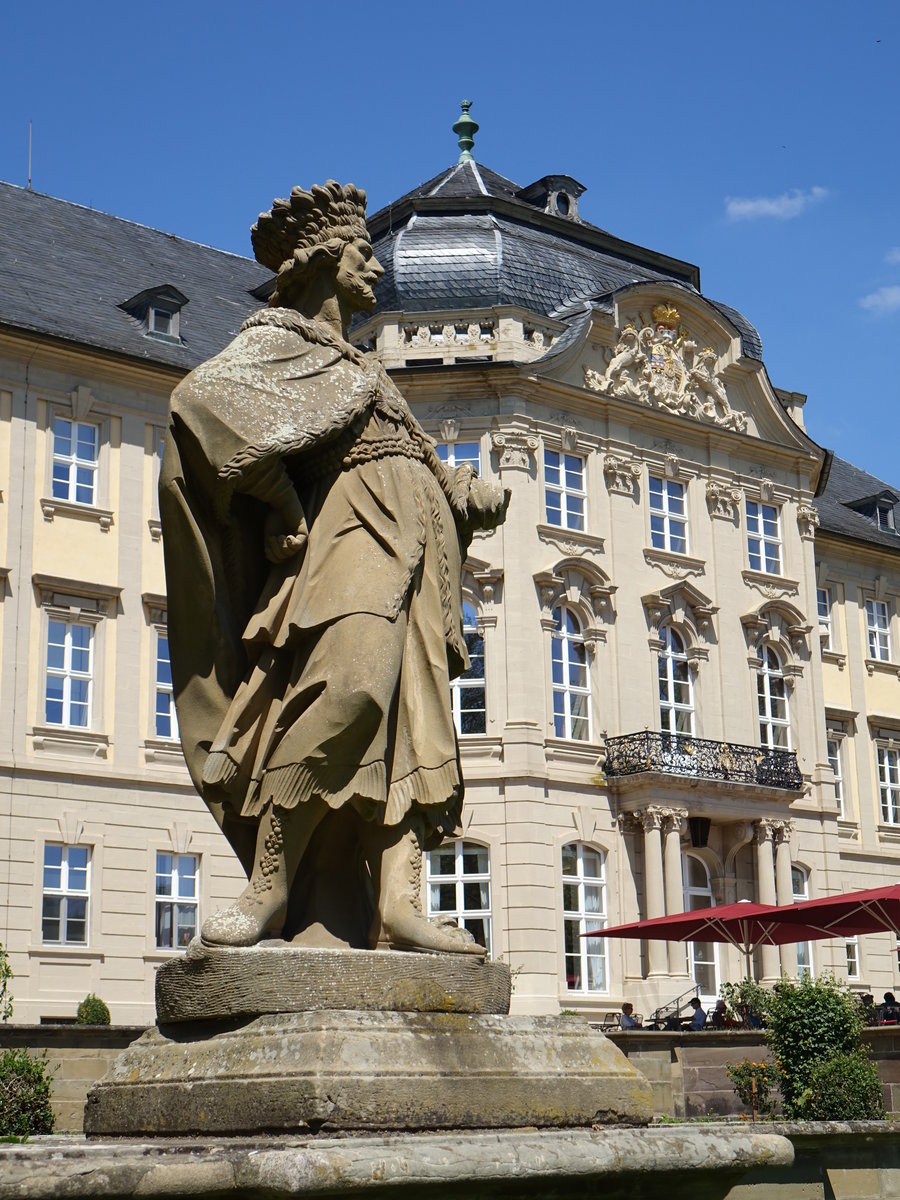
[1,149,899,1024]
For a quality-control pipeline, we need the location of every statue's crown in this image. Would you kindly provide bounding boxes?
[251,181,369,273]
[651,302,680,329]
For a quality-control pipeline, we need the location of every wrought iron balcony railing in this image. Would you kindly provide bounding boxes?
[603,731,803,792]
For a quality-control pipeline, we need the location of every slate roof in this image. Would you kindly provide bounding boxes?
[816,455,900,554]
[364,159,764,361]
[0,182,268,371]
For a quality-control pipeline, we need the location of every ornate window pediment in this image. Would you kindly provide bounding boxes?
[535,558,616,651]
[642,580,718,663]
[741,599,812,674]
[583,302,748,432]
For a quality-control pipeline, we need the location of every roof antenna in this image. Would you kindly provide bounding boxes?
[27,120,32,189]
[452,99,478,164]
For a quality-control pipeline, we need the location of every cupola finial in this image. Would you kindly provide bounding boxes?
[452,99,478,163]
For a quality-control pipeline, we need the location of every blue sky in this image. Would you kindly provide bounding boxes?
[3,2,898,482]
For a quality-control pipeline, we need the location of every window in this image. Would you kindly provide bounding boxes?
[746,500,782,575]
[845,936,860,980]
[149,305,176,337]
[792,866,813,979]
[544,449,586,531]
[827,737,845,818]
[649,476,688,554]
[682,854,719,1000]
[426,839,491,953]
[551,606,590,741]
[658,626,694,735]
[878,746,900,824]
[436,440,481,474]
[155,853,198,949]
[51,417,98,505]
[757,647,790,749]
[876,502,895,532]
[45,619,93,728]
[866,599,891,662]
[450,602,485,735]
[155,631,178,740]
[817,587,832,650]
[42,844,90,944]
[562,843,607,993]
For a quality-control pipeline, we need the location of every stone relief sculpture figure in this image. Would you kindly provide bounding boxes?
[160,182,509,954]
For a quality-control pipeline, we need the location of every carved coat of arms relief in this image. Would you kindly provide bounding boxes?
[583,303,749,433]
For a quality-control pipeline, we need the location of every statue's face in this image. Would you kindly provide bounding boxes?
[335,237,384,314]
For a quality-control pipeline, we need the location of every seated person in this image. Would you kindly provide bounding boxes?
[619,1002,641,1029]
[684,997,707,1030]
[709,999,729,1029]
[883,992,900,1023]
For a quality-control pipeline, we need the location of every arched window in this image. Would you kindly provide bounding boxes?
[450,601,485,735]
[562,843,607,992]
[551,606,590,741]
[658,626,694,735]
[682,853,719,1001]
[426,839,492,954]
[791,865,813,979]
[757,647,790,749]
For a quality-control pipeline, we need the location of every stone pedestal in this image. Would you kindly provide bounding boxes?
[85,942,652,1137]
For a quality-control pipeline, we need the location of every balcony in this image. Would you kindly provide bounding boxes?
[602,731,803,792]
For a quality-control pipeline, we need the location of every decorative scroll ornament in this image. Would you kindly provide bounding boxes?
[490,429,539,470]
[584,304,748,433]
[603,454,641,497]
[797,504,820,540]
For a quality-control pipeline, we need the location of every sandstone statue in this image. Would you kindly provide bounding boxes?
[160,182,509,954]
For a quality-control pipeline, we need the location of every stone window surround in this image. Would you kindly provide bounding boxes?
[39,388,114,531]
[31,575,120,760]
[542,441,588,534]
[28,815,104,956]
[559,837,610,999]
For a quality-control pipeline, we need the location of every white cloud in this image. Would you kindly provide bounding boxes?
[724,186,829,221]
[885,247,900,265]
[859,286,900,315]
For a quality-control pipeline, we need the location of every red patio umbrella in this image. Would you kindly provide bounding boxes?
[582,899,830,981]
[772,884,900,939]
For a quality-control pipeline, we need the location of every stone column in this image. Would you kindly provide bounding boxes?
[638,808,668,978]
[773,820,795,976]
[662,808,690,978]
[753,820,780,983]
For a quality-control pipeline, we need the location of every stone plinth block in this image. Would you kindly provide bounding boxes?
[155,943,511,1022]
[84,1011,653,1136]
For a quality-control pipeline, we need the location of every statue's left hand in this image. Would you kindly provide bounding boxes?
[264,510,309,563]
[466,479,511,531]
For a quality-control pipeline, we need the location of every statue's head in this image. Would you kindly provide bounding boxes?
[251,181,383,315]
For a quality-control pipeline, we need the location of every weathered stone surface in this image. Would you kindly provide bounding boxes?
[84,1012,652,1136]
[156,943,511,1022]
[0,1127,794,1200]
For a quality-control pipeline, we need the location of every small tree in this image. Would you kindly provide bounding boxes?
[76,994,111,1026]
[0,943,56,1137]
[765,974,876,1119]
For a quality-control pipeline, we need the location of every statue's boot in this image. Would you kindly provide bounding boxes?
[201,799,325,947]
[367,818,485,956]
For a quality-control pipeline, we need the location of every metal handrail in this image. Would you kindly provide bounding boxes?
[604,730,802,791]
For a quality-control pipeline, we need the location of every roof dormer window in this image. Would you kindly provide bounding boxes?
[843,488,899,535]
[876,502,895,532]
[119,284,188,344]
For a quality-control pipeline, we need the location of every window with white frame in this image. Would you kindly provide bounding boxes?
[51,417,98,506]
[155,630,178,740]
[649,475,688,554]
[845,936,860,980]
[746,500,782,575]
[827,735,845,818]
[658,626,694,735]
[551,606,590,741]
[450,601,485,735]
[792,866,813,979]
[562,843,607,993]
[817,587,832,650]
[42,843,90,945]
[544,448,586,531]
[757,646,790,749]
[426,839,492,953]
[866,599,891,662]
[148,305,179,339]
[155,852,198,949]
[45,619,93,728]
[682,854,719,1000]
[436,440,481,474]
[878,745,900,824]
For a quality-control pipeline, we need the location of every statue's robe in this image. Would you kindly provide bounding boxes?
[160,309,472,883]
